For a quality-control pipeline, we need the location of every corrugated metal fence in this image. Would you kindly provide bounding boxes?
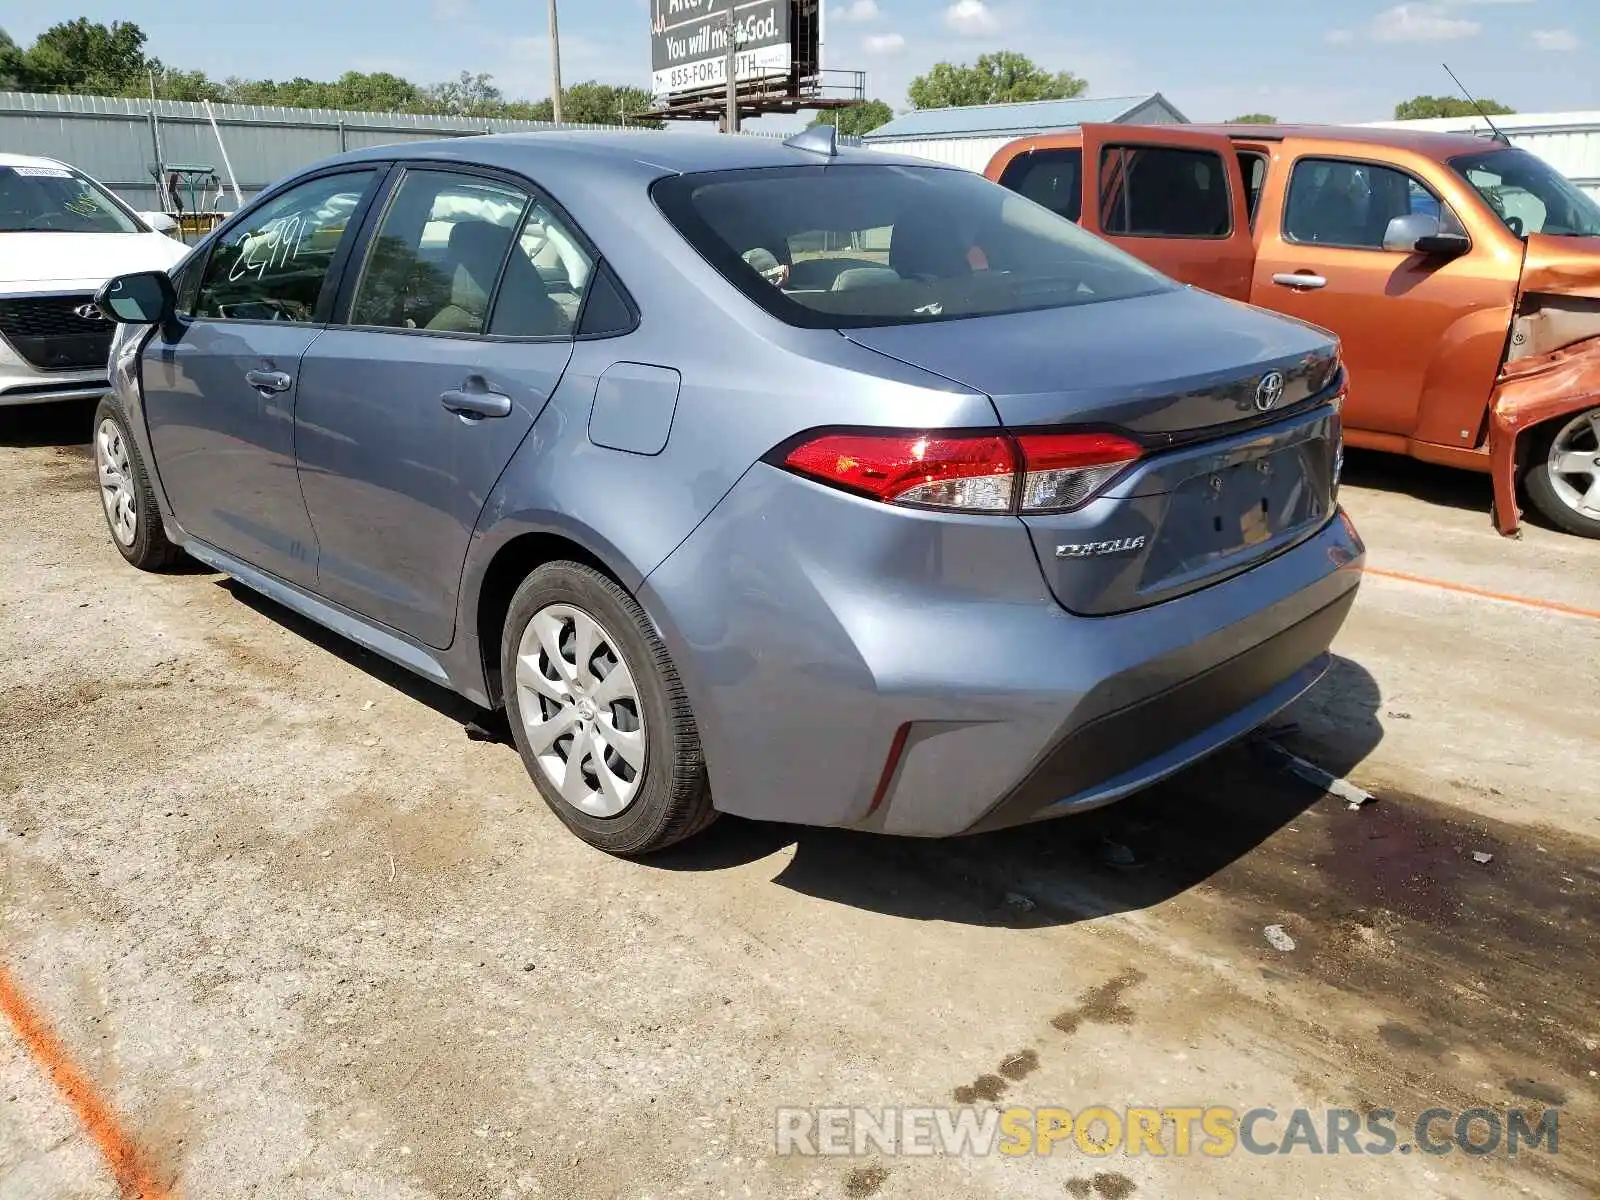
[0,91,803,215]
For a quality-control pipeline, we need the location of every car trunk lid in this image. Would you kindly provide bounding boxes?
[842,287,1344,614]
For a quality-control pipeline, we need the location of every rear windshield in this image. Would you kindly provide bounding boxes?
[653,164,1171,329]
[0,164,141,234]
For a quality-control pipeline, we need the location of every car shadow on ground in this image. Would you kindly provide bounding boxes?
[204,572,1388,929]
[1339,447,1492,515]
[219,580,496,730]
[646,655,1385,929]
[0,398,98,448]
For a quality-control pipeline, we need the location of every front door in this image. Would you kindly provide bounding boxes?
[141,168,383,585]
[1077,123,1256,301]
[1249,150,1518,439]
[295,167,589,648]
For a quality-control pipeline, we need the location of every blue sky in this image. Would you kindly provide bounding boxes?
[3,0,1596,127]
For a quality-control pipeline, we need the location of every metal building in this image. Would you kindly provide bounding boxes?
[859,93,1189,171]
[0,91,620,215]
[1363,110,1600,201]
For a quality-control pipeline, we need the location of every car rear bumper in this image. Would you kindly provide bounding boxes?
[641,464,1364,838]
[957,590,1350,834]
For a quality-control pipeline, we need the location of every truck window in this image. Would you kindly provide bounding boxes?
[998,149,1083,223]
[1099,145,1232,238]
[1284,158,1455,250]
[1449,147,1600,239]
[1237,152,1268,227]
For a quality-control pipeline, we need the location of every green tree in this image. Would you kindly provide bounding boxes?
[810,99,894,136]
[422,70,504,116]
[151,65,225,102]
[1394,95,1514,120]
[908,51,1087,110]
[518,81,663,127]
[22,18,151,94]
[0,28,27,91]
[1226,112,1277,124]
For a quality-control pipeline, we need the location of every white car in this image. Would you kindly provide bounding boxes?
[0,153,190,406]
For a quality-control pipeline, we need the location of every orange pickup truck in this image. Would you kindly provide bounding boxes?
[986,123,1600,538]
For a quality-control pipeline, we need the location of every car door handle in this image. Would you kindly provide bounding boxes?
[244,368,292,394]
[440,386,513,420]
[1271,272,1328,290]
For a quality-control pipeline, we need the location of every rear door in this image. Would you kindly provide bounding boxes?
[1078,124,1256,301]
[293,165,591,649]
[1249,145,1517,438]
[140,168,384,586]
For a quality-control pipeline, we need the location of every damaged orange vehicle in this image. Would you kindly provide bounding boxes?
[986,123,1600,538]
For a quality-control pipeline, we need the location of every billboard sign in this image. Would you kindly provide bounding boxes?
[651,0,794,99]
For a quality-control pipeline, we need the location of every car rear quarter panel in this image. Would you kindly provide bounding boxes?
[456,171,998,696]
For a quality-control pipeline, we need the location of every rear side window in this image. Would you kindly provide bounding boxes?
[1099,146,1232,238]
[1284,158,1455,249]
[998,149,1083,223]
[350,169,529,334]
[653,164,1170,330]
[487,200,595,337]
[1238,152,1268,226]
[195,170,375,322]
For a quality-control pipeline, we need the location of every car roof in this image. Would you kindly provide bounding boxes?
[1183,123,1505,161]
[316,129,947,182]
[0,152,71,170]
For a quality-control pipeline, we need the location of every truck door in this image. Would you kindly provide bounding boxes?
[1077,124,1255,301]
[1248,143,1518,442]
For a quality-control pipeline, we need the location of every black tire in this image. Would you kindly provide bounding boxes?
[1523,407,1600,540]
[92,396,184,571]
[500,561,716,855]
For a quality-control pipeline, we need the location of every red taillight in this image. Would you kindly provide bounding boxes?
[780,430,1143,514]
[783,433,1017,511]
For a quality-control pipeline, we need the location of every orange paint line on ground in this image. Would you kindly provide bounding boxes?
[0,965,170,1200]
[1365,566,1600,622]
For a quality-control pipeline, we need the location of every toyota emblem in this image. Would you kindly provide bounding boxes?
[73,303,109,322]
[1255,371,1285,412]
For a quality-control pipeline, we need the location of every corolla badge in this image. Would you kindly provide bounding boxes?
[1055,535,1148,559]
[73,303,109,322]
[1255,370,1285,412]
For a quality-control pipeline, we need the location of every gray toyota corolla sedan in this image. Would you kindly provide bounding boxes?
[92,128,1363,855]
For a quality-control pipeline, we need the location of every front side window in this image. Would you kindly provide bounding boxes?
[194,171,375,322]
[0,164,140,234]
[653,165,1170,330]
[351,170,529,334]
[1284,158,1458,250]
[1450,147,1600,239]
[1100,146,1231,237]
[998,149,1083,223]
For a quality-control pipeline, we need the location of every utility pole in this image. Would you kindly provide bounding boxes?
[548,0,564,125]
[723,9,740,134]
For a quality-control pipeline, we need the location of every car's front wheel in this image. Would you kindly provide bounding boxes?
[500,561,716,855]
[1525,407,1600,539]
[93,397,183,570]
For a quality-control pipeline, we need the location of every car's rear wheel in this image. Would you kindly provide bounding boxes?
[500,561,716,855]
[93,397,183,570]
[1524,407,1600,539]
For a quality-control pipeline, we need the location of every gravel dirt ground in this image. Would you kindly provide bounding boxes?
[1,402,1596,1200]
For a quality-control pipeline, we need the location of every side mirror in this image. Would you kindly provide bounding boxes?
[95,270,176,325]
[1383,213,1469,257]
[140,211,181,235]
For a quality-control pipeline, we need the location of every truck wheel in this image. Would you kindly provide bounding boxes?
[93,397,184,570]
[500,561,717,856]
[1524,407,1600,539]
